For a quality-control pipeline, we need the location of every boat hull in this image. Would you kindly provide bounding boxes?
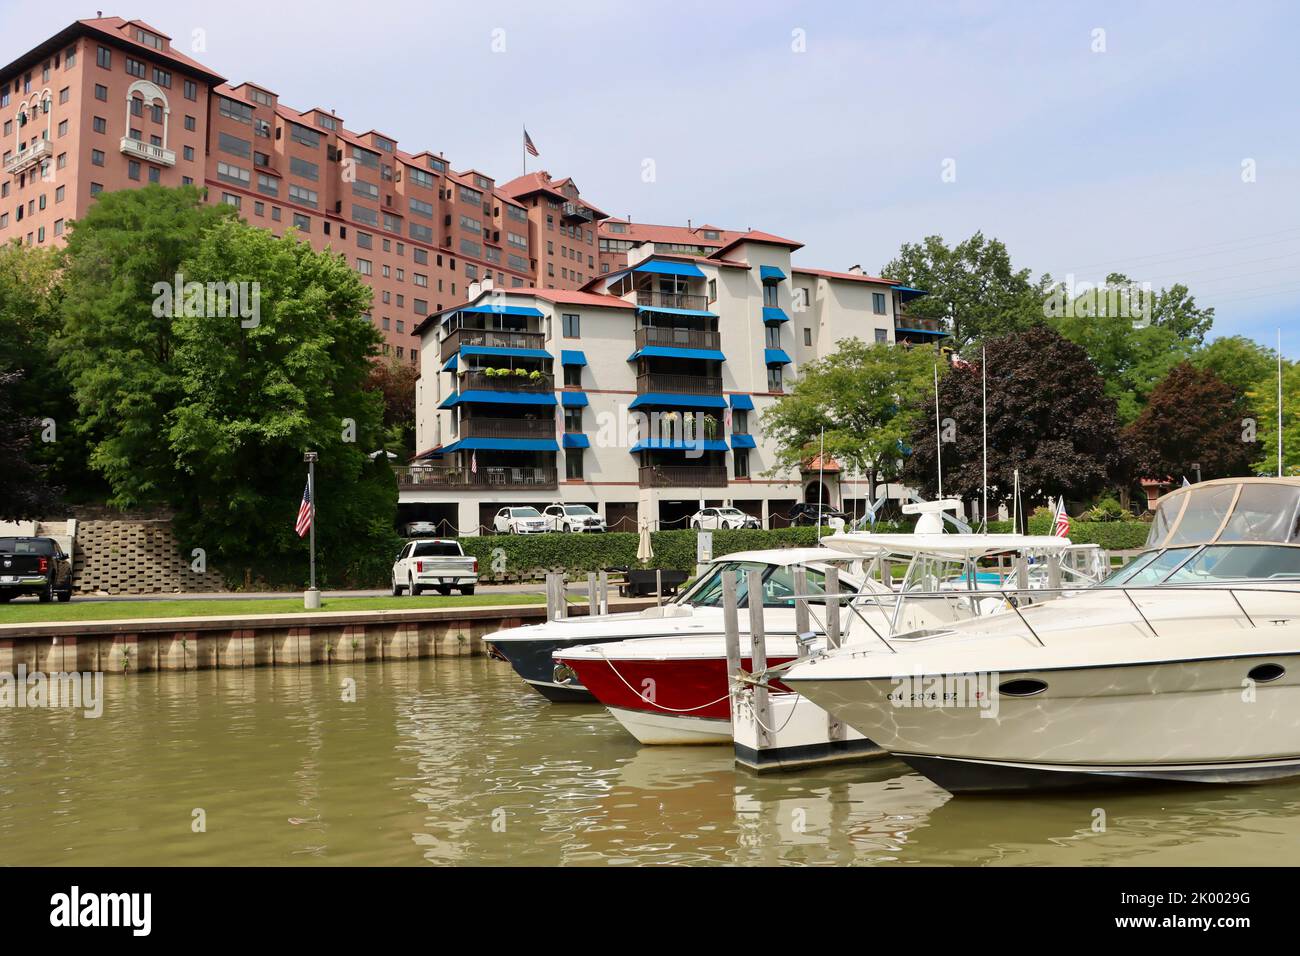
[787,651,1300,793]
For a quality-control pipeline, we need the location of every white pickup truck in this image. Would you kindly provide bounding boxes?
[391,539,478,596]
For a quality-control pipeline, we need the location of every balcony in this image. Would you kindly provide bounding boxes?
[460,369,554,392]
[895,313,945,333]
[634,326,721,352]
[636,290,710,312]
[441,326,545,362]
[636,372,723,395]
[639,465,729,489]
[4,138,50,176]
[460,417,556,440]
[396,464,557,491]
[119,137,177,167]
[562,201,595,223]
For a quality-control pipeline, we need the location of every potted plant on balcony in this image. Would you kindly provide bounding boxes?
[702,414,718,440]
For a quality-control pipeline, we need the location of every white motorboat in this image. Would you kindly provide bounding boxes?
[485,548,871,701]
[783,477,1300,792]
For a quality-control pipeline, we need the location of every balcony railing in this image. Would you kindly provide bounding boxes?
[460,370,554,392]
[460,417,556,440]
[562,201,595,223]
[634,326,721,352]
[4,138,50,176]
[636,290,709,312]
[441,326,545,362]
[396,464,557,491]
[638,465,729,489]
[119,137,177,167]
[895,313,945,333]
[637,372,723,395]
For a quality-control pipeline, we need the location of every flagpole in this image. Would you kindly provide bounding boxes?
[981,346,988,532]
[304,451,319,608]
[933,358,943,500]
[1279,328,1284,477]
[817,426,825,544]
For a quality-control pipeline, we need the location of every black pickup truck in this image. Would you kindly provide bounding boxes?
[0,536,73,603]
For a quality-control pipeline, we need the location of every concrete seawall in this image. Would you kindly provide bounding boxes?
[0,600,656,674]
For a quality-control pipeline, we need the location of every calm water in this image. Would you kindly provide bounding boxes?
[2,657,1299,866]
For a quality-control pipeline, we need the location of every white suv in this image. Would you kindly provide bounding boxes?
[543,503,606,532]
[690,507,760,530]
[492,506,549,534]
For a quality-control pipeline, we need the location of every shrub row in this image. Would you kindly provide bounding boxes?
[459,524,909,579]
[986,516,1152,550]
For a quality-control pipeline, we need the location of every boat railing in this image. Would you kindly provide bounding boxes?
[784,584,1300,656]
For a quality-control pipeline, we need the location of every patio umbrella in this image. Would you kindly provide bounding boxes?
[637,516,654,564]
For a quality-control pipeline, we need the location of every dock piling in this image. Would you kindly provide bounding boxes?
[746,568,772,750]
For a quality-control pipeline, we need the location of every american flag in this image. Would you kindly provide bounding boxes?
[295,477,313,538]
[1054,497,1071,537]
[524,129,539,157]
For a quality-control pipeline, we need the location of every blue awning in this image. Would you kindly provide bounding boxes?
[461,345,552,360]
[562,433,590,449]
[441,437,559,453]
[439,390,558,409]
[629,393,727,410]
[627,346,727,362]
[729,394,755,411]
[891,284,928,302]
[895,326,949,337]
[441,353,458,372]
[765,348,793,366]
[632,260,705,278]
[636,305,718,318]
[760,266,786,282]
[560,391,589,408]
[457,304,544,317]
[730,433,757,449]
[560,350,588,366]
[762,307,789,324]
[631,438,729,453]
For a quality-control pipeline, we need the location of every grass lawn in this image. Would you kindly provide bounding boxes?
[0,593,546,625]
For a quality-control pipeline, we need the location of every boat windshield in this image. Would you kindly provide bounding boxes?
[681,560,832,608]
[1149,480,1300,548]
[1160,545,1300,583]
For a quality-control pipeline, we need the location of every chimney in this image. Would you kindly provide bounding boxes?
[467,280,482,300]
[687,218,692,229]
[848,264,864,275]
[481,275,494,293]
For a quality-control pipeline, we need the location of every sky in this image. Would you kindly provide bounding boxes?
[7,0,1299,354]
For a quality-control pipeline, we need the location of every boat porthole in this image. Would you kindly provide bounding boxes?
[1248,663,1286,684]
[998,678,1048,698]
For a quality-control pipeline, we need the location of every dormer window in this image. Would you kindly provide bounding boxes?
[136,29,164,51]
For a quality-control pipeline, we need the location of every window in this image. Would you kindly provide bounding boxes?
[803,328,812,347]
[561,364,581,388]
[409,197,433,218]
[92,116,106,134]
[219,97,253,124]
[874,328,888,343]
[352,180,379,200]
[353,205,379,226]
[96,46,111,69]
[55,185,65,203]
[765,325,782,348]
[221,191,240,208]
[408,167,434,189]
[57,119,68,137]
[184,114,196,132]
[91,148,104,166]
[409,222,433,243]
[733,449,750,479]
[288,184,318,207]
[356,258,373,276]
[290,156,319,180]
[356,231,373,250]
[217,161,250,186]
[125,57,147,79]
[136,28,164,50]
[708,278,717,302]
[93,83,108,102]
[219,132,251,159]
[65,46,77,68]
[249,88,273,108]
[271,206,282,221]
[152,68,171,88]
[763,284,778,307]
[293,213,310,232]
[184,80,197,101]
[128,160,141,181]
[257,173,278,196]
[562,313,580,338]
[289,123,321,148]
[873,292,886,314]
[90,182,103,195]
[54,218,63,236]
[414,247,428,265]
[566,451,584,480]
[149,166,160,184]
[733,410,749,434]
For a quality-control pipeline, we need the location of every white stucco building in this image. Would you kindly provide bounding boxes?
[404,231,941,534]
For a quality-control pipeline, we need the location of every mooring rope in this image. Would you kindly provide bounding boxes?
[594,648,734,714]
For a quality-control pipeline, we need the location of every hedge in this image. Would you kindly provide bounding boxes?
[460,523,909,580]
[986,516,1152,551]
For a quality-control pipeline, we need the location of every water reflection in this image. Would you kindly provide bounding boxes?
[0,658,1297,865]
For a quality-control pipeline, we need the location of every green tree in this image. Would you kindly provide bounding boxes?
[1250,357,1299,477]
[1122,362,1256,483]
[761,338,935,496]
[1194,335,1276,397]
[905,325,1122,509]
[881,232,1045,349]
[0,369,61,518]
[366,357,419,457]
[166,218,398,585]
[53,185,236,506]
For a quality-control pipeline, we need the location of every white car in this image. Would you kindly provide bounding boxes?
[392,539,478,596]
[542,503,606,532]
[493,506,548,534]
[403,520,439,538]
[690,507,760,530]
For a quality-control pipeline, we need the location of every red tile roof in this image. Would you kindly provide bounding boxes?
[75,17,225,83]
[793,267,897,286]
[711,230,805,257]
[598,219,743,247]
